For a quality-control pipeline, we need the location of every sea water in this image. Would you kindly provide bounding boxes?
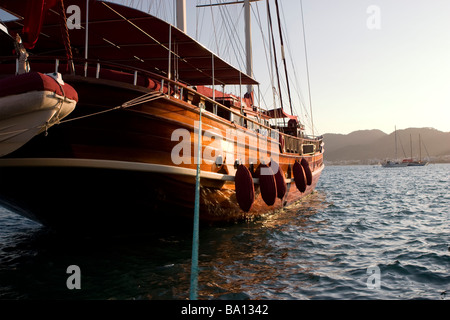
[0,164,448,300]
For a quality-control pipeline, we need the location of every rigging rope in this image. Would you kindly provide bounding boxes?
[278,1,307,120]
[59,91,164,124]
[252,3,273,115]
[274,0,294,116]
[58,0,74,73]
[266,0,285,127]
[0,91,165,138]
[209,0,220,55]
[217,1,246,71]
[102,1,229,87]
[300,0,315,137]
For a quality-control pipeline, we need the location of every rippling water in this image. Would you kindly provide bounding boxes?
[0,164,449,300]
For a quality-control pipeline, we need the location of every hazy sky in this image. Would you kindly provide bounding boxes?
[1,0,450,135]
[190,0,450,135]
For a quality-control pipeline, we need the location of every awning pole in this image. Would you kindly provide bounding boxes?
[84,0,89,76]
[212,53,215,100]
[168,25,172,80]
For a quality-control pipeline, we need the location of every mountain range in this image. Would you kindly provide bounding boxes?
[323,127,450,165]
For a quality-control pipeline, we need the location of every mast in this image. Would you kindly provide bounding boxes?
[300,0,314,136]
[266,0,284,120]
[196,1,259,94]
[273,0,293,115]
[419,134,422,162]
[176,0,187,32]
[410,133,413,160]
[244,0,253,94]
[395,126,398,160]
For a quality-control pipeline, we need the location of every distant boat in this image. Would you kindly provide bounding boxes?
[381,160,408,168]
[382,126,408,168]
[401,134,428,166]
[406,161,428,166]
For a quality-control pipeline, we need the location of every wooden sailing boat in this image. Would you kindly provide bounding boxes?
[403,134,428,166]
[0,0,324,234]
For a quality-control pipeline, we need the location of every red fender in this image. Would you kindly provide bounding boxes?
[301,158,312,186]
[235,165,255,212]
[293,161,307,192]
[258,164,277,206]
[269,160,287,199]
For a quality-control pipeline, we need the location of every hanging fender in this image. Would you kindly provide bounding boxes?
[235,164,255,212]
[301,158,312,186]
[258,164,277,206]
[293,161,307,192]
[269,160,287,200]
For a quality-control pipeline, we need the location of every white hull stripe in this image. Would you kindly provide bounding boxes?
[0,158,323,184]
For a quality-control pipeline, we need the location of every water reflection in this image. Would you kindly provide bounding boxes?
[2,165,448,300]
[195,191,331,299]
[0,191,330,300]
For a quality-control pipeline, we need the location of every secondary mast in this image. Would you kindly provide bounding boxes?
[244,0,252,94]
[176,0,187,32]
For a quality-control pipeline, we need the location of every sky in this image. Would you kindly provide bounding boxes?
[1,0,450,135]
[189,0,450,135]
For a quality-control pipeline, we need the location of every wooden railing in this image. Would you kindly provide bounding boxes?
[1,55,324,155]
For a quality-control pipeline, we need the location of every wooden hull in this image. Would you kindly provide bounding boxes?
[406,161,428,166]
[0,158,323,233]
[381,162,408,168]
[0,76,324,233]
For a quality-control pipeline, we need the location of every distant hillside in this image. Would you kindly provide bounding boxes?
[323,127,450,164]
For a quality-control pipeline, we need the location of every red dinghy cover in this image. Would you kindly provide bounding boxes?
[0,72,78,101]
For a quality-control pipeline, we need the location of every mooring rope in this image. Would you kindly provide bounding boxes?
[189,105,202,300]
